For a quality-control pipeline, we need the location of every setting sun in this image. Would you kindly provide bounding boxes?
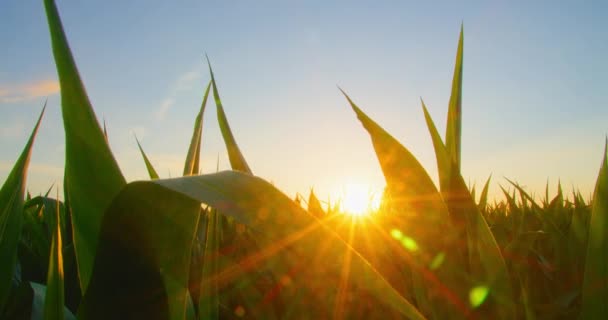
[336,183,382,217]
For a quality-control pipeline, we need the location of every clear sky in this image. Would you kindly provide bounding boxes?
[1,0,607,203]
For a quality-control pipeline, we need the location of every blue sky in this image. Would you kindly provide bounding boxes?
[1,0,607,202]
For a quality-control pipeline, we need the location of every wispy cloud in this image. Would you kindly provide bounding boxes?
[155,97,175,121]
[0,79,60,103]
[155,67,203,121]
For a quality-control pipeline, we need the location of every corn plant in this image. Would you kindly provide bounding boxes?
[0,1,606,319]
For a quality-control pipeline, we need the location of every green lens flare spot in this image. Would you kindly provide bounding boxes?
[390,229,403,240]
[469,285,490,308]
[429,252,445,270]
[400,236,418,252]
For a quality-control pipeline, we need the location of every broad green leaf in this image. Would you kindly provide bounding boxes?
[0,106,44,311]
[154,172,425,319]
[135,135,159,180]
[421,100,514,319]
[44,196,64,320]
[78,182,201,320]
[44,0,126,291]
[184,81,212,176]
[581,141,608,318]
[445,25,464,170]
[206,56,252,174]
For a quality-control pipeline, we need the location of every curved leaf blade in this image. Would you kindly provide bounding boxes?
[445,25,464,170]
[422,100,513,319]
[479,175,492,211]
[79,182,200,320]
[135,135,159,180]
[44,195,64,320]
[0,106,45,311]
[206,56,252,174]
[343,91,477,318]
[184,81,212,176]
[155,171,426,320]
[44,0,126,291]
[581,141,608,318]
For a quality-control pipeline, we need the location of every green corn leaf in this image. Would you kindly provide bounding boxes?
[445,25,464,170]
[479,175,492,211]
[44,195,64,320]
[421,100,514,319]
[342,90,472,318]
[184,81,212,176]
[44,0,126,291]
[135,135,159,180]
[581,140,608,318]
[0,106,44,311]
[78,182,201,320]
[505,178,542,211]
[206,56,252,174]
[341,90,450,229]
[198,209,219,320]
[80,171,425,319]
[103,119,108,144]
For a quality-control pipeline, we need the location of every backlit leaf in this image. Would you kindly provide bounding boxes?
[44,0,126,291]
[0,106,44,311]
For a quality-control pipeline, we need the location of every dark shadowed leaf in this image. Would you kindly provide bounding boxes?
[581,141,608,318]
[78,182,201,320]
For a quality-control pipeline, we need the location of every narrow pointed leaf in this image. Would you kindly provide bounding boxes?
[206,56,252,174]
[581,141,608,318]
[103,119,108,144]
[44,0,126,291]
[422,100,513,319]
[0,106,45,311]
[479,175,492,211]
[44,195,64,320]
[184,81,212,176]
[445,25,464,170]
[342,90,472,317]
[198,209,219,319]
[135,135,159,180]
[307,189,324,218]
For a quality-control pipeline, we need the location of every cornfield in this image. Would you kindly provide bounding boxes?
[1,1,606,319]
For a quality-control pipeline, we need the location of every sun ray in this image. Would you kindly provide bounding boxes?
[336,183,382,217]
